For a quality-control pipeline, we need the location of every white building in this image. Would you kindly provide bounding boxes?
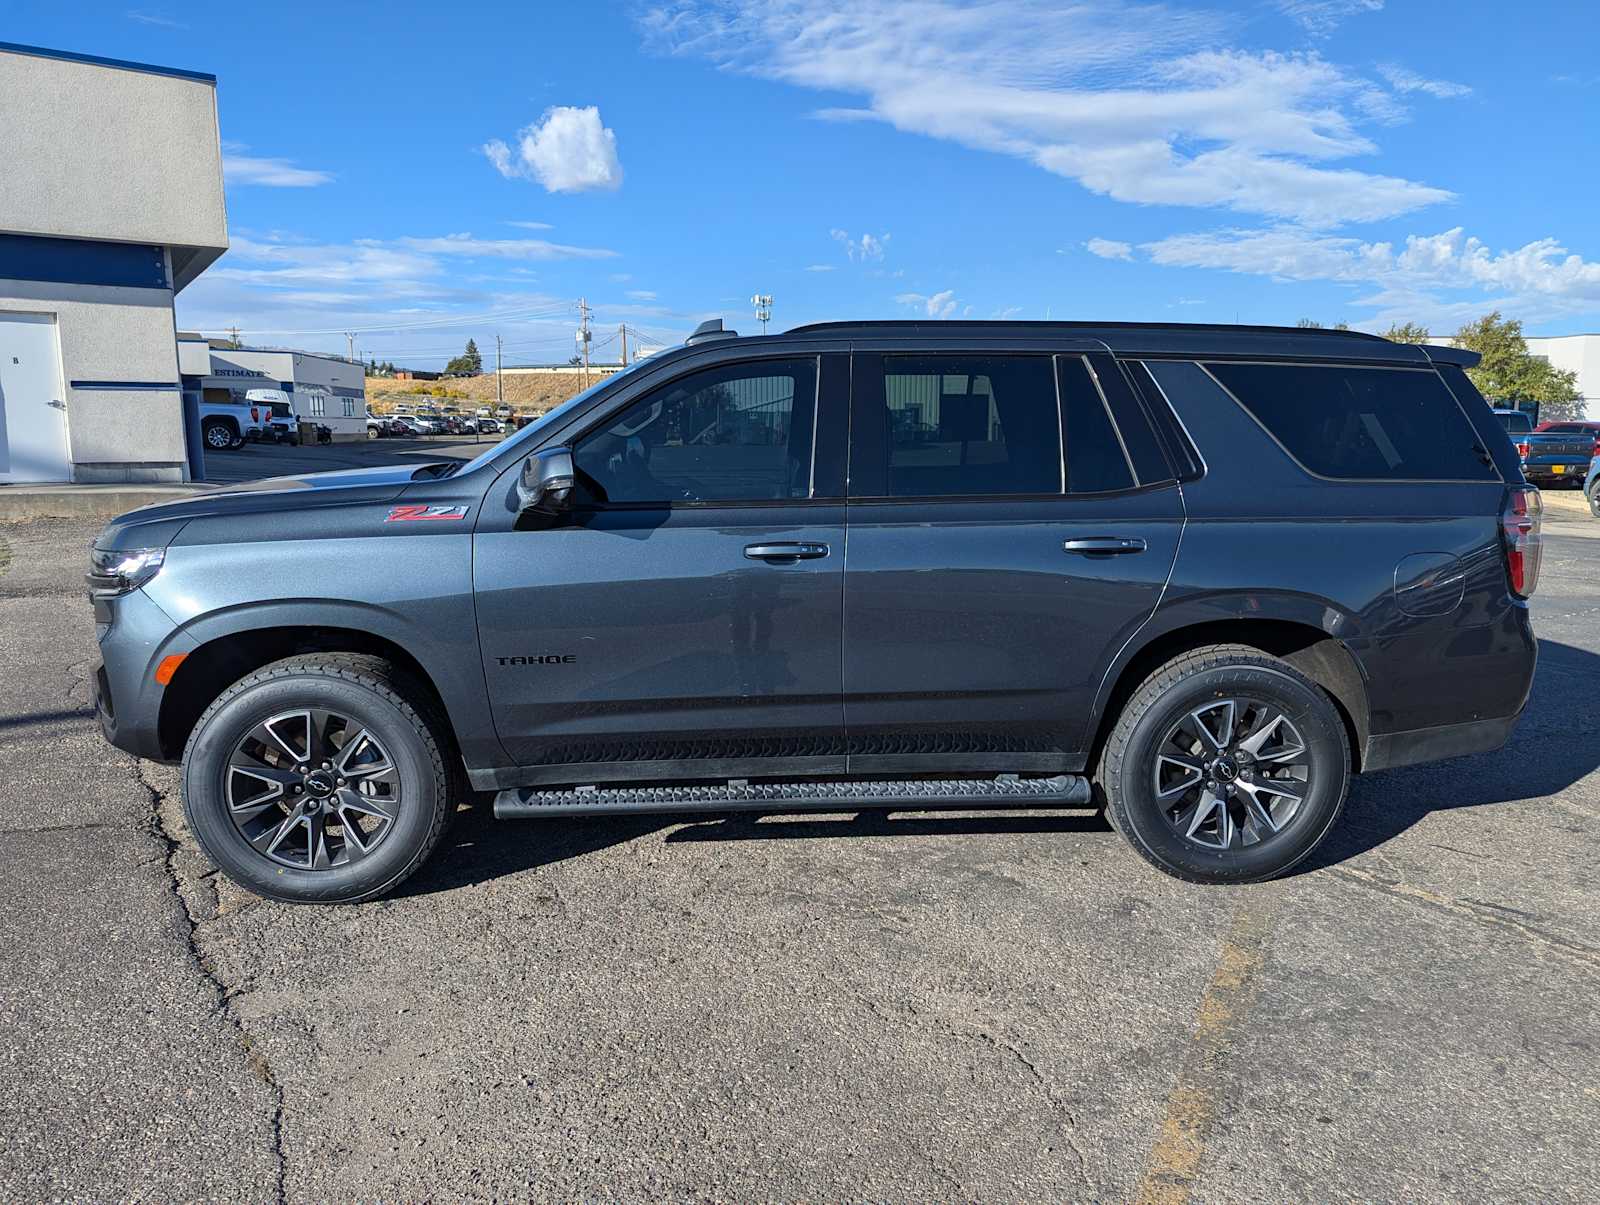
[178,337,368,441]
[0,42,227,483]
[1525,334,1599,417]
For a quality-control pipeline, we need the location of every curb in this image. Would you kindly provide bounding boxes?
[0,485,214,522]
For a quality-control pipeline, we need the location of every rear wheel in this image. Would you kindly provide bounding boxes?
[181,653,456,903]
[1098,644,1349,884]
[1589,485,1600,518]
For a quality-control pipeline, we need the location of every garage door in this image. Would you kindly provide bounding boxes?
[0,312,71,483]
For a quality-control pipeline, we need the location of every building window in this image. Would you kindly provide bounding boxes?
[342,398,356,417]
[307,395,326,417]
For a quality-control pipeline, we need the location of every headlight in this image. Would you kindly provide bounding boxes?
[87,547,165,597]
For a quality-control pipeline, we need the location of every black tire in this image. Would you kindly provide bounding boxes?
[202,419,236,451]
[1589,486,1600,518]
[181,653,457,903]
[1098,644,1350,884]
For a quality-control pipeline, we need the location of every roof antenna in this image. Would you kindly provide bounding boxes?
[686,318,739,345]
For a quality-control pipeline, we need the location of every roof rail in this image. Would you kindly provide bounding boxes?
[784,319,1394,344]
[686,318,738,345]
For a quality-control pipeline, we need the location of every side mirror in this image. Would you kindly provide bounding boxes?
[517,447,576,516]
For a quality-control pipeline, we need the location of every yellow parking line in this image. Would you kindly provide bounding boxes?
[1133,898,1280,1205]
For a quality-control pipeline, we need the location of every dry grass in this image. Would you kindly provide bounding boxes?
[366,371,620,417]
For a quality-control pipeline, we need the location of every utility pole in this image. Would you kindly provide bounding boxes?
[345,331,356,362]
[494,334,503,445]
[619,324,628,368]
[752,293,773,333]
[226,325,241,348]
[576,298,592,387]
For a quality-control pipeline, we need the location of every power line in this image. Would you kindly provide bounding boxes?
[192,300,580,339]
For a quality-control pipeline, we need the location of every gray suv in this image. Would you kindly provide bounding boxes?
[90,321,1541,903]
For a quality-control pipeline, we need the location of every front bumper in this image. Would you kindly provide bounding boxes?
[92,587,195,762]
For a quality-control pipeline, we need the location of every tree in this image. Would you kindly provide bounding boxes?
[1452,312,1583,420]
[445,338,483,375]
[1382,322,1431,344]
[1296,319,1351,330]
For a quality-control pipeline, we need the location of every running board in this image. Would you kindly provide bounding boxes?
[493,774,1093,820]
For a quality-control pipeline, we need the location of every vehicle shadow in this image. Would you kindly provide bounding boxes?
[1295,637,1600,873]
[398,637,1596,896]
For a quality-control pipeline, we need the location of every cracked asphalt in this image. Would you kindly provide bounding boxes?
[1,496,1597,1202]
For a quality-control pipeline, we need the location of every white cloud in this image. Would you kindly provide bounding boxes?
[644,1,1448,226]
[626,289,658,300]
[1275,0,1383,37]
[395,233,617,261]
[896,289,959,318]
[1377,64,1472,100]
[505,220,555,230]
[1137,225,1600,324]
[483,106,623,193]
[804,263,837,272]
[127,10,186,28]
[1086,237,1134,260]
[831,229,890,262]
[993,305,1024,319]
[222,145,332,188]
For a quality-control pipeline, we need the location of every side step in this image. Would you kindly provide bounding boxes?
[493,774,1093,820]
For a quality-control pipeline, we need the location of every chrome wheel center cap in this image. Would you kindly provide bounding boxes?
[304,771,336,798]
[1212,755,1239,783]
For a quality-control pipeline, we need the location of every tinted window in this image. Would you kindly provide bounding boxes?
[1497,411,1534,434]
[853,355,1060,497]
[573,358,816,503]
[1057,357,1134,493]
[1207,363,1497,481]
[1125,360,1202,479]
[1087,355,1171,486]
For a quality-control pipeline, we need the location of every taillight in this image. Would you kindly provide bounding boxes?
[1514,440,1529,459]
[1501,486,1543,598]
[251,406,260,421]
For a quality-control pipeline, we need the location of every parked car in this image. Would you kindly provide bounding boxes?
[245,390,299,445]
[197,399,265,451]
[475,417,501,435]
[367,417,388,438]
[1512,422,1599,488]
[89,319,1539,904]
[1586,454,1600,518]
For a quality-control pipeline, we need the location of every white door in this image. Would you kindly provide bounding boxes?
[0,313,71,483]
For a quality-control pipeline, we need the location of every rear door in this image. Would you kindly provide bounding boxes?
[842,346,1184,774]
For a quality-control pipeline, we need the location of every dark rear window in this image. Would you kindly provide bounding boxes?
[1206,362,1498,482]
[1498,411,1534,434]
[1057,357,1134,493]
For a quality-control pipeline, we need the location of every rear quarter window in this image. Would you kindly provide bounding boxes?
[1205,362,1498,482]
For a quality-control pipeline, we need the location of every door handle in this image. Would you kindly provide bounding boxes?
[1063,536,1147,555]
[744,542,830,562]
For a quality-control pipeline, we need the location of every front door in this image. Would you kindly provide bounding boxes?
[475,354,848,781]
[0,312,70,483]
[842,349,1184,774]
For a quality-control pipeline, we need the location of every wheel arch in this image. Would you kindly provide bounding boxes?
[159,625,457,762]
[1088,617,1370,775]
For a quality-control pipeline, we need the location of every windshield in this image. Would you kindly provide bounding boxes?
[1497,411,1533,433]
[452,361,656,476]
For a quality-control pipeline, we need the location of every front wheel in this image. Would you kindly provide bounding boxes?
[1098,644,1350,884]
[181,653,456,903]
[202,420,235,451]
[1589,486,1600,519]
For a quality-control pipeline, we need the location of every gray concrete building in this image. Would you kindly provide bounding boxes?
[0,42,226,483]
[179,336,369,441]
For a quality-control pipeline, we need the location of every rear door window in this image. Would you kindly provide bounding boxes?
[1205,362,1498,482]
[1056,356,1134,493]
[850,354,1061,497]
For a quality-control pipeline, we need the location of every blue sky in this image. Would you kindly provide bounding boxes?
[9,0,1600,366]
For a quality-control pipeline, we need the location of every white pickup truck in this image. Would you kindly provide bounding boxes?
[198,398,267,451]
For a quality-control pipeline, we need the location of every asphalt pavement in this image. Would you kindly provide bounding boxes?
[1,491,1596,1201]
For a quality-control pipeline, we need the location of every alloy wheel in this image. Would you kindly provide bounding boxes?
[225,708,401,870]
[1152,697,1312,851]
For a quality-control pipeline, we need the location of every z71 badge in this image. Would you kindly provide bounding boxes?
[386,504,470,522]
